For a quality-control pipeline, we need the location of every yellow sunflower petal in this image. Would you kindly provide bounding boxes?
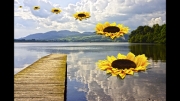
[95,23,104,32]
[106,69,112,73]
[105,33,110,36]
[124,69,134,75]
[120,27,129,34]
[134,66,146,71]
[110,22,116,26]
[103,22,110,28]
[112,69,119,76]
[116,33,124,37]
[134,54,148,67]
[111,73,118,76]
[106,68,118,76]
[117,24,123,28]
[117,53,126,59]
[98,66,110,70]
[119,73,126,79]
[126,52,135,61]
[107,56,116,62]
[110,34,116,39]
[85,12,90,17]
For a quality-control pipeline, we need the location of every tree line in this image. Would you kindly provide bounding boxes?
[128,24,166,44]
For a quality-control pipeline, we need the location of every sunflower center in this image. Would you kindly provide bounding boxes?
[78,13,86,17]
[111,59,136,69]
[103,26,120,33]
[54,10,59,12]
[35,7,38,9]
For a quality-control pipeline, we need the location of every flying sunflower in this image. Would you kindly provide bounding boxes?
[19,6,22,8]
[33,6,40,10]
[73,11,90,21]
[96,52,150,79]
[95,22,130,40]
[51,8,61,14]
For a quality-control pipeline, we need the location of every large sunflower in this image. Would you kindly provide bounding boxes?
[51,8,61,14]
[95,22,129,40]
[96,52,150,79]
[33,6,40,10]
[73,11,90,21]
[19,6,22,8]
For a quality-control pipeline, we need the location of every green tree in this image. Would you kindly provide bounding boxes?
[128,24,166,44]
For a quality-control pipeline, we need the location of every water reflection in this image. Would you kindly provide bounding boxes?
[14,47,49,74]
[67,51,166,101]
[14,42,166,101]
[129,44,166,62]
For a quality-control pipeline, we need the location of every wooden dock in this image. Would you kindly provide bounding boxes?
[14,54,67,101]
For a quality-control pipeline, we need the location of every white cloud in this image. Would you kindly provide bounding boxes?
[36,27,40,29]
[15,23,26,28]
[14,0,166,38]
[147,17,165,27]
[14,0,19,4]
[23,0,55,18]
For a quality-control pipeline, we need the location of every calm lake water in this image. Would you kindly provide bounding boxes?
[14,42,166,101]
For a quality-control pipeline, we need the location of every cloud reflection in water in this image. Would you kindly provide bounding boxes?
[67,51,166,101]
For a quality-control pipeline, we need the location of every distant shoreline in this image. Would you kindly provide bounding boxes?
[14,41,127,43]
[14,40,128,42]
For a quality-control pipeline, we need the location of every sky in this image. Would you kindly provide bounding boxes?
[14,0,166,39]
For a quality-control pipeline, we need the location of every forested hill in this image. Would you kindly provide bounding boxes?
[128,24,166,44]
[15,30,129,42]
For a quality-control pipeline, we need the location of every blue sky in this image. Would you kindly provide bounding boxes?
[14,0,166,39]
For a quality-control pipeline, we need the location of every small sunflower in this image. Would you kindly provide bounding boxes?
[33,6,40,10]
[96,52,150,79]
[73,11,90,21]
[95,22,130,40]
[19,6,22,8]
[51,8,61,14]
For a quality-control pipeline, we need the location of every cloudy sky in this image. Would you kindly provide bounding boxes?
[14,0,166,39]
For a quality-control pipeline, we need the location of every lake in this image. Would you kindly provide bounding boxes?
[14,42,166,101]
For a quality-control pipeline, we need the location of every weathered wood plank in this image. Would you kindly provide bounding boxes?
[14,54,67,101]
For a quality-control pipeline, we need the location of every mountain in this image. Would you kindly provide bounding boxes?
[15,30,129,42]
[18,30,92,40]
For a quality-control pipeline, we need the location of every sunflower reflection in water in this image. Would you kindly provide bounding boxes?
[51,8,61,14]
[73,11,90,21]
[97,52,150,79]
[33,6,40,10]
[95,22,129,40]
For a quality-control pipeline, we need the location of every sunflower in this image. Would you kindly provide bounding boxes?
[19,6,22,8]
[73,11,90,21]
[96,52,150,79]
[95,22,130,40]
[33,6,40,10]
[51,8,61,14]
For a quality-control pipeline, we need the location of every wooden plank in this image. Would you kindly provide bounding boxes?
[14,54,67,101]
